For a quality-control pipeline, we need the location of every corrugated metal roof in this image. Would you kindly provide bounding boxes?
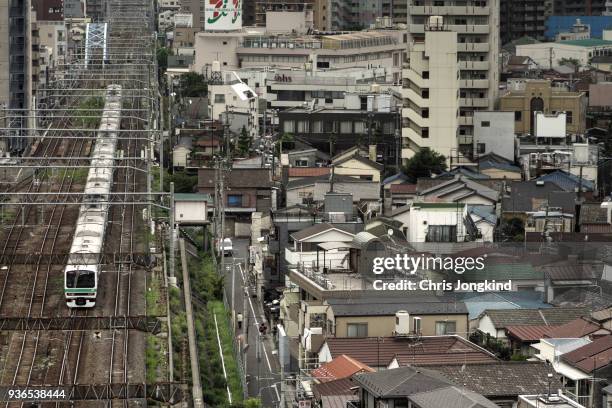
[505,325,554,341]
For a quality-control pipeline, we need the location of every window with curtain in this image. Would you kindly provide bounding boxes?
[435,321,457,335]
[354,121,366,133]
[347,323,368,337]
[340,121,352,134]
[426,225,457,242]
[297,120,309,133]
[312,121,323,133]
[283,120,295,133]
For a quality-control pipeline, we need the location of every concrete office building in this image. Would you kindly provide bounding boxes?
[193,29,406,83]
[401,16,459,162]
[405,0,500,155]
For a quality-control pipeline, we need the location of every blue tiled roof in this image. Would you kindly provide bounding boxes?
[460,292,552,319]
[535,170,595,192]
[382,172,409,185]
[468,205,498,225]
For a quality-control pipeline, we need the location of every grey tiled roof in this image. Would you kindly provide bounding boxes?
[410,386,499,408]
[327,295,468,316]
[502,181,576,213]
[352,366,452,398]
[428,362,561,398]
[482,307,590,328]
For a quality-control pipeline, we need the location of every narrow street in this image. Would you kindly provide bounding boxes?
[225,238,282,407]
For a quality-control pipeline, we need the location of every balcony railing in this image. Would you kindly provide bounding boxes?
[564,389,591,407]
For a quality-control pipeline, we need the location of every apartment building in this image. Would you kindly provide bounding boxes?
[500,0,551,44]
[0,0,41,152]
[405,0,500,153]
[382,0,408,24]
[553,0,607,15]
[401,16,459,161]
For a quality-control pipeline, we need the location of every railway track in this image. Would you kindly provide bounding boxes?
[0,0,159,405]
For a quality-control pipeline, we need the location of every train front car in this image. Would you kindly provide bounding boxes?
[65,85,122,307]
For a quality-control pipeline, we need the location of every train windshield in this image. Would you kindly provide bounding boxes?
[66,270,96,288]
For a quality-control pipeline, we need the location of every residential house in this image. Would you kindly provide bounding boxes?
[547,317,611,340]
[534,335,612,408]
[331,146,370,165]
[502,180,577,232]
[319,335,496,369]
[505,325,556,356]
[332,154,384,183]
[197,168,272,237]
[580,202,612,234]
[535,170,595,193]
[476,307,590,343]
[283,147,330,168]
[478,160,522,180]
[400,203,483,243]
[460,291,553,324]
[286,223,356,271]
[310,354,374,383]
[271,193,364,278]
[468,206,497,242]
[172,137,192,168]
[285,174,380,207]
[286,167,330,181]
[382,172,414,213]
[541,261,605,303]
[418,176,500,206]
[460,263,546,292]
[386,184,417,214]
[505,55,539,74]
[352,366,499,408]
[428,362,562,408]
[312,379,358,408]
[437,167,491,180]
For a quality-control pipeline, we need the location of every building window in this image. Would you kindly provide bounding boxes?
[422,108,429,118]
[295,159,308,167]
[421,128,429,138]
[338,121,351,133]
[481,121,490,127]
[214,94,225,104]
[227,194,243,207]
[435,321,457,335]
[354,121,366,133]
[312,121,323,133]
[515,111,522,121]
[283,120,295,133]
[566,111,573,124]
[477,143,486,154]
[422,71,429,79]
[421,89,429,99]
[297,120,309,133]
[347,323,368,337]
[413,317,422,334]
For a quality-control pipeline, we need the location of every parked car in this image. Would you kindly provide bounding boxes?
[217,238,233,257]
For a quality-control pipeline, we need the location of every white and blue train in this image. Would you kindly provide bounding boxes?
[64,84,122,308]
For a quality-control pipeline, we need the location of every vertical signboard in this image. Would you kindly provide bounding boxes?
[205,0,242,30]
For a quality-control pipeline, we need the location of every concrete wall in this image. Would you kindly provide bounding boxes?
[473,111,515,161]
[589,82,612,107]
[0,0,10,111]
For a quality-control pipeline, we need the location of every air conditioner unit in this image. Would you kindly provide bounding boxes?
[395,310,410,336]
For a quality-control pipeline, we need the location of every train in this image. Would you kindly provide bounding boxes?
[64,84,122,308]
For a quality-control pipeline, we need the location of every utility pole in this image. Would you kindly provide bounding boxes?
[169,181,175,280]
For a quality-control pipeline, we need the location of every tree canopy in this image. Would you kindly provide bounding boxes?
[402,147,447,182]
[179,72,208,97]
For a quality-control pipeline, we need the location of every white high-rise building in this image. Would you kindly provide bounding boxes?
[405,0,500,161]
[401,16,459,161]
